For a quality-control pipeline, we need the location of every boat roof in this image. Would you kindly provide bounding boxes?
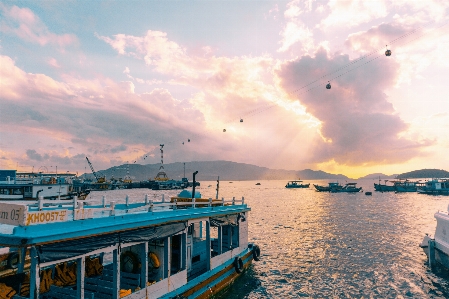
[0,197,250,247]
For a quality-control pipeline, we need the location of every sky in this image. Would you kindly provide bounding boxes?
[0,0,448,179]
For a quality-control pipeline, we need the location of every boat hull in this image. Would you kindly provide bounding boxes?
[373,183,395,192]
[422,212,449,270]
[285,184,309,188]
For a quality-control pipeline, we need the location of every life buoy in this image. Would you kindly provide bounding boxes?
[7,252,19,269]
[148,252,160,270]
[252,245,261,261]
[120,251,139,273]
[233,257,243,274]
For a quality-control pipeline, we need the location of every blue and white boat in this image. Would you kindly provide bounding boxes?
[0,189,260,298]
[417,179,449,195]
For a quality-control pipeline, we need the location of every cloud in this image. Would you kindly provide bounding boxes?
[26,149,49,161]
[319,0,388,29]
[278,1,315,54]
[276,47,433,166]
[0,4,77,47]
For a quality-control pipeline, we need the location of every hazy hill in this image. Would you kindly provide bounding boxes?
[81,161,447,182]
[83,160,349,181]
[358,173,398,180]
[396,169,449,179]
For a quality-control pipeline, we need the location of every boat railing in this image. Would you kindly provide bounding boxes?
[0,195,246,227]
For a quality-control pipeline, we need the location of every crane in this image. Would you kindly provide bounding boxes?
[85,157,106,183]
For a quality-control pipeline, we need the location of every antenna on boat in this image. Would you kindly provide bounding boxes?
[192,171,198,200]
[216,176,220,199]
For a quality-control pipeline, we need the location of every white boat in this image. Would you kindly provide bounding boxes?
[0,189,260,298]
[420,205,449,270]
[0,170,86,200]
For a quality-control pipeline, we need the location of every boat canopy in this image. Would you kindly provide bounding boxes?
[37,222,187,263]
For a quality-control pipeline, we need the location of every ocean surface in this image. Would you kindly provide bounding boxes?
[85,179,449,299]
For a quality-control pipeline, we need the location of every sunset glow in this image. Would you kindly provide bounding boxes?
[1,1,448,178]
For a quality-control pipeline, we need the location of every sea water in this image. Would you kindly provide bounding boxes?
[86,179,449,298]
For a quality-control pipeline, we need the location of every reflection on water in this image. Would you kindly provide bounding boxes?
[86,179,449,298]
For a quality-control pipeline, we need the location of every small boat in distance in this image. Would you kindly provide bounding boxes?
[313,182,343,192]
[394,179,422,192]
[331,182,362,193]
[285,180,309,188]
[417,178,449,195]
[374,179,396,192]
[255,182,261,185]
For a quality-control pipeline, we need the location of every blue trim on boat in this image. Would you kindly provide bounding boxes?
[0,205,250,246]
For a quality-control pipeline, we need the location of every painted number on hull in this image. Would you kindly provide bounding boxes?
[25,210,67,225]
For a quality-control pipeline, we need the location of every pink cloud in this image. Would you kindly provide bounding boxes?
[276,48,433,166]
[0,4,77,47]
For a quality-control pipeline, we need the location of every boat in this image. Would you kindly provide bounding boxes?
[0,189,260,299]
[0,170,88,200]
[417,179,449,195]
[285,180,309,188]
[374,179,397,192]
[255,183,261,185]
[394,179,422,193]
[420,205,449,270]
[330,182,362,193]
[313,182,343,192]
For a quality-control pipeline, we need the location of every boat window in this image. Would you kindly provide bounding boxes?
[171,235,183,273]
[188,224,194,235]
[192,255,200,263]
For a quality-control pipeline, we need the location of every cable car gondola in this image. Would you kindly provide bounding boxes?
[385,45,391,56]
[240,119,243,123]
[326,81,331,89]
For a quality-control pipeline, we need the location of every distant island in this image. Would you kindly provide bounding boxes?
[82,161,449,182]
[396,169,449,179]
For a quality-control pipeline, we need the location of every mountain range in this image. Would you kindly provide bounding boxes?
[79,160,449,181]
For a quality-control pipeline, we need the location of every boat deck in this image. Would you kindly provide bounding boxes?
[0,195,249,247]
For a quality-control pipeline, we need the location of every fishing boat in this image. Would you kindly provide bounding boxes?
[0,190,260,298]
[285,180,309,188]
[313,182,343,192]
[0,170,88,201]
[373,179,396,192]
[417,179,449,195]
[331,182,362,193]
[420,205,449,270]
[394,180,422,193]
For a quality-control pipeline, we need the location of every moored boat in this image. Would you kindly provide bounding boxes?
[0,170,87,200]
[331,182,362,193]
[420,205,449,270]
[313,182,342,192]
[374,179,397,192]
[417,179,449,195]
[394,179,422,193]
[0,188,260,298]
[285,180,309,188]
